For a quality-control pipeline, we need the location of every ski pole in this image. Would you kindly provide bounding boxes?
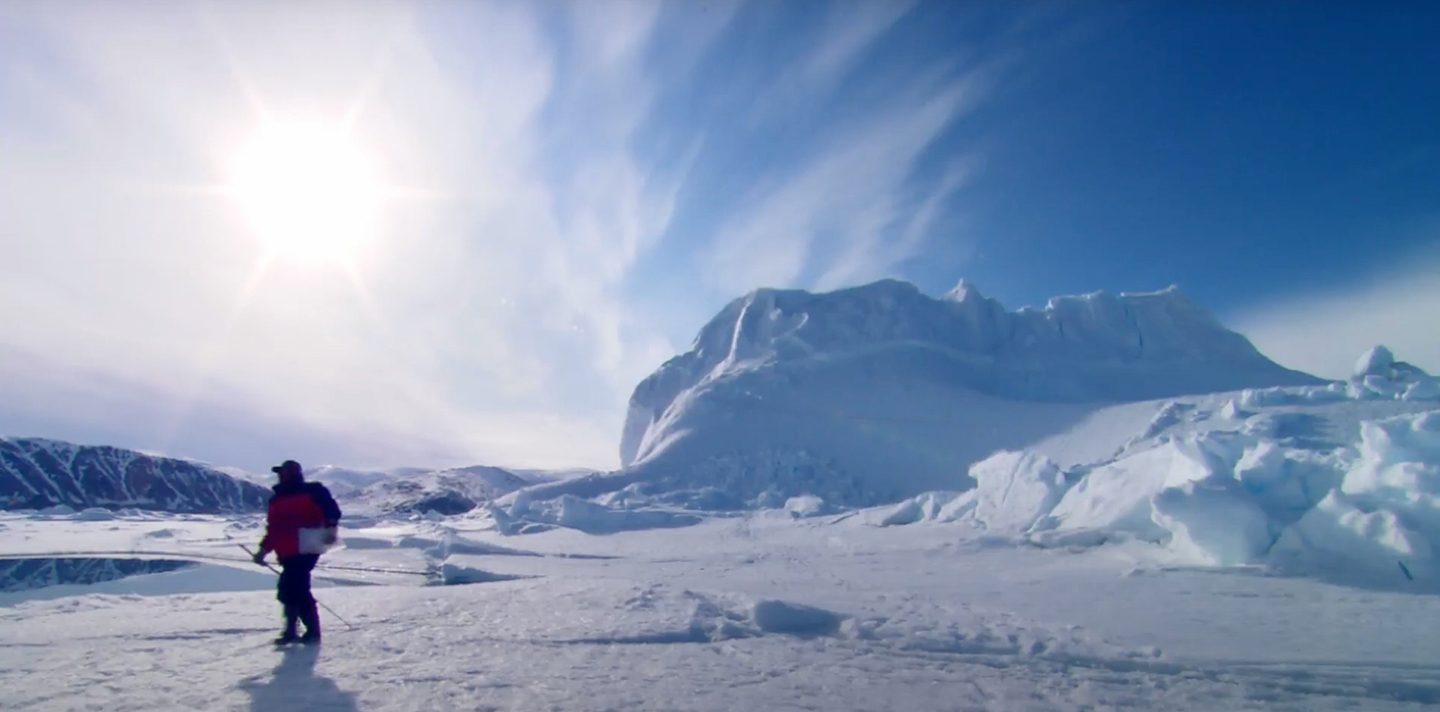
[240,544,356,631]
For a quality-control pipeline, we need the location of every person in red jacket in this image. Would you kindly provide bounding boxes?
[252,460,342,645]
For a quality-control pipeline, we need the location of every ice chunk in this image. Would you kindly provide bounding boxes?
[750,599,845,637]
[1354,345,1396,379]
[547,495,703,534]
[1265,411,1440,584]
[1046,438,1220,539]
[1405,379,1440,401]
[1220,399,1247,420]
[966,451,1069,533]
[1342,412,1440,499]
[1339,411,1440,544]
[73,507,115,522]
[1274,490,1433,565]
[436,563,516,586]
[877,491,964,526]
[1151,479,1272,566]
[1345,347,1439,401]
[1232,442,1335,521]
[1304,383,1351,403]
[784,495,828,518]
[1239,387,1284,409]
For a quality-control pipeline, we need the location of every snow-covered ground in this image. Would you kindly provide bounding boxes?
[2,508,1439,711]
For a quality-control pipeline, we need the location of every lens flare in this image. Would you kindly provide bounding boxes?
[228,120,381,264]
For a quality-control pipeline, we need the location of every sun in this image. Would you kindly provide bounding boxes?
[227,120,382,264]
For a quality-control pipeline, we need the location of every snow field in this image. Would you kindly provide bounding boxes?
[4,514,1440,710]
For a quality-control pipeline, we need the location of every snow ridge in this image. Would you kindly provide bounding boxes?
[627,280,1315,466]
[347,465,535,516]
[613,279,1318,507]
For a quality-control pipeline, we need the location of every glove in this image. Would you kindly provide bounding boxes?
[252,550,267,566]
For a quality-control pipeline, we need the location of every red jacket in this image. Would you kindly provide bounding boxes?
[259,481,341,559]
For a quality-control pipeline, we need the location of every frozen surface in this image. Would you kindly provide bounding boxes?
[2,513,1440,710]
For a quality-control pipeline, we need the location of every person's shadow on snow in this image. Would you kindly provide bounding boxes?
[239,648,359,712]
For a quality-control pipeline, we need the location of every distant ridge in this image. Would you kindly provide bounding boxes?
[0,437,269,513]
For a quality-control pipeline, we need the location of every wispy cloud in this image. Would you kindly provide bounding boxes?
[1232,244,1440,378]
[0,1,685,470]
[802,0,919,84]
[707,69,986,294]
[0,1,996,472]
[740,0,918,130]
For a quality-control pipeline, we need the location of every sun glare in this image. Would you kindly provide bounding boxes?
[228,121,382,264]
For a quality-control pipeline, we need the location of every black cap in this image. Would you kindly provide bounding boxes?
[270,460,303,477]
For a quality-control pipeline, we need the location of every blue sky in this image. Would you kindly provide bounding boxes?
[1,1,1437,472]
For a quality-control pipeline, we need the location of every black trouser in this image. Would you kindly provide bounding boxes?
[277,554,320,635]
